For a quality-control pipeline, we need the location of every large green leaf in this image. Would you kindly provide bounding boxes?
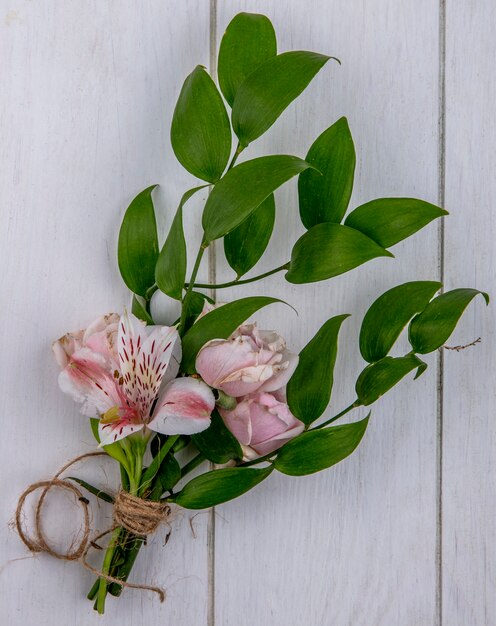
[298,117,356,228]
[344,198,448,248]
[409,288,489,354]
[275,417,369,476]
[181,296,283,373]
[192,409,243,464]
[232,51,331,147]
[118,185,159,297]
[155,186,206,300]
[287,315,349,425]
[224,194,275,278]
[218,12,277,107]
[360,281,442,362]
[149,453,181,500]
[171,66,231,183]
[174,467,273,509]
[355,354,427,406]
[285,223,393,284]
[202,155,311,243]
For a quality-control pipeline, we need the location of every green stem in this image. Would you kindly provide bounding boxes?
[189,262,290,290]
[227,142,243,171]
[180,453,206,478]
[180,244,207,333]
[311,402,359,430]
[95,527,122,614]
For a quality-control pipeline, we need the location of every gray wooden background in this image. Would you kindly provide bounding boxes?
[1,1,494,624]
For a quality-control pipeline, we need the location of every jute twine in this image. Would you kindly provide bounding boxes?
[15,452,173,602]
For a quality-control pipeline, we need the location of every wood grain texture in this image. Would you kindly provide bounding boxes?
[214,2,441,625]
[0,2,211,624]
[442,1,496,624]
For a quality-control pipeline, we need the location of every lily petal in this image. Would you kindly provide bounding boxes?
[149,377,215,435]
[118,311,179,418]
[99,419,144,446]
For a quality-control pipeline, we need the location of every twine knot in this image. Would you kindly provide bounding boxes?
[113,490,171,536]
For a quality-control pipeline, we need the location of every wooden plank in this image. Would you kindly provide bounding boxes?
[442,2,496,624]
[0,1,211,623]
[213,2,441,624]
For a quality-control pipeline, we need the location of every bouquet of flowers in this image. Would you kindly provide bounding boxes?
[16,12,488,614]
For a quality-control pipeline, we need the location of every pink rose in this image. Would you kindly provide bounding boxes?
[195,324,298,398]
[52,313,120,369]
[219,391,304,459]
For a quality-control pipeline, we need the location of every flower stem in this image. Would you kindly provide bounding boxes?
[188,262,290,290]
[311,402,359,430]
[95,526,122,614]
[227,142,243,171]
[180,453,206,478]
[180,243,207,334]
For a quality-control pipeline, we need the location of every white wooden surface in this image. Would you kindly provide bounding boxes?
[0,2,493,625]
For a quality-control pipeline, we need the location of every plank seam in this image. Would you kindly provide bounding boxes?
[436,0,447,624]
[208,2,218,626]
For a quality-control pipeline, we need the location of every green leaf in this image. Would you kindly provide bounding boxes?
[285,223,393,284]
[274,417,369,476]
[218,12,277,107]
[118,185,159,297]
[67,477,114,504]
[150,454,181,500]
[181,296,283,373]
[232,51,332,147]
[174,466,273,509]
[202,155,311,243]
[224,194,275,278]
[360,281,442,362]
[179,290,214,333]
[138,435,178,497]
[171,66,231,183]
[192,409,243,463]
[131,294,154,325]
[355,354,427,406]
[298,117,356,228]
[344,198,448,248]
[155,186,206,300]
[287,314,350,425]
[409,288,489,354]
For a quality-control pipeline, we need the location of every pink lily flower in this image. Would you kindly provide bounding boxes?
[53,312,215,446]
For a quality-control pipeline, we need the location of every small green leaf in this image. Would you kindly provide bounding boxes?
[156,186,207,300]
[287,315,350,425]
[90,418,129,469]
[360,281,442,362]
[118,185,159,297]
[150,454,181,500]
[138,435,178,497]
[192,409,243,463]
[131,295,154,325]
[67,477,114,503]
[298,117,356,228]
[286,223,393,284]
[232,51,332,147]
[181,296,283,373]
[224,194,275,278]
[274,417,369,476]
[171,66,231,183]
[218,12,277,106]
[344,198,448,248]
[409,288,489,354]
[202,155,311,243]
[355,354,427,406]
[180,290,214,333]
[174,467,273,509]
